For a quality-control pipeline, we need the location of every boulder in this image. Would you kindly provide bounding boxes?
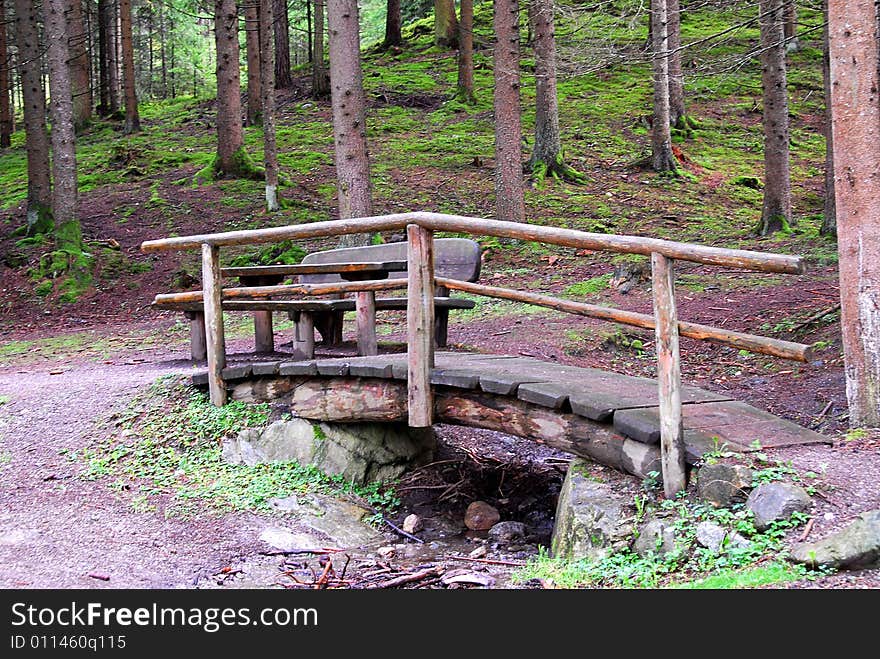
[697,463,753,508]
[790,510,880,570]
[695,521,750,552]
[746,482,812,531]
[633,516,678,557]
[223,419,435,486]
[488,521,527,545]
[551,459,633,561]
[465,501,500,531]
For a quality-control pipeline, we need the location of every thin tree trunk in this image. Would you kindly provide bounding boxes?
[0,3,12,148]
[456,0,475,103]
[245,0,262,126]
[327,0,373,245]
[828,0,880,426]
[667,0,686,126]
[757,0,791,235]
[820,0,835,237]
[67,0,92,129]
[493,0,525,222]
[650,0,678,172]
[108,0,120,113]
[274,0,292,88]
[159,2,168,98]
[383,0,402,49]
[259,0,280,211]
[97,0,111,115]
[783,0,799,51]
[44,0,83,256]
[13,0,53,234]
[313,0,329,97]
[120,0,140,133]
[434,0,458,48]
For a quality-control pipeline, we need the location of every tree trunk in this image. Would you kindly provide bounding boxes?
[107,0,120,113]
[820,0,835,237]
[493,0,525,222]
[13,0,53,234]
[783,0,799,52]
[259,0,280,211]
[456,0,475,103]
[650,0,678,172]
[214,0,246,175]
[383,0,402,49]
[44,0,83,256]
[527,0,584,184]
[67,0,92,129]
[97,0,111,115]
[245,0,262,126]
[274,0,292,88]
[828,0,880,426]
[757,0,791,235]
[0,3,12,148]
[327,0,373,245]
[667,0,686,126]
[434,0,458,48]
[312,0,329,98]
[120,0,140,133]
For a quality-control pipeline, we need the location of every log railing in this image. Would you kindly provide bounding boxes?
[142,212,811,496]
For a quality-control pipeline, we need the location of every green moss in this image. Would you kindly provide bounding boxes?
[564,274,612,296]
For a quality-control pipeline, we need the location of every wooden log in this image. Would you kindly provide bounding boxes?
[141,212,805,274]
[652,253,686,497]
[289,377,409,421]
[221,261,406,278]
[202,243,227,406]
[253,310,274,353]
[407,224,435,427]
[292,311,315,359]
[153,278,408,305]
[356,291,378,356]
[435,276,812,362]
[184,310,207,361]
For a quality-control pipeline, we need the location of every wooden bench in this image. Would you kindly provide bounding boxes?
[154,238,481,360]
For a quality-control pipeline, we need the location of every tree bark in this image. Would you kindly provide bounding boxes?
[667,0,686,126]
[456,0,475,103]
[259,0,280,211]
[245,0,262,126]
[44,0,83,255]
[434,0,458,48]
[0,2,12,148]
[493,0,525,222]
[67,0,92,129]
[97,0,111,115]
[120,0,140,133]
[214,0,245,175]
[383,0,402,49]
[757,0,791,235]
[820,0,835,237]
[828,0,880,426]
[783,0,799,52]
[274,0,293,88]
[650,0,678,172]
[327,0,373,245]
[13,0,53,234]
[312,0,329,98]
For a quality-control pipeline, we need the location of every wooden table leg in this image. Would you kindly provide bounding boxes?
[356,291,378,356]
[253,310,274,353]
[293,311,315,359]
[185,310,208,361]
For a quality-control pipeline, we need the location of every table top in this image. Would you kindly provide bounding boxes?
[221,261,407,281]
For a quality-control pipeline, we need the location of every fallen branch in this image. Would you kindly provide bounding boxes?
[798,518,815,543]
[365,566,444,589]
[789,303,841,334]
[449,555,526,567]
[382,517,425,544]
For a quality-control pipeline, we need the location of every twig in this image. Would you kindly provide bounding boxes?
[449,556,526,567]
[260,548,341,556]
[788,303,841,334]
[383,518,425,544]
[811,400,834,426]
[365,566,444,589]
[798,518,815,543]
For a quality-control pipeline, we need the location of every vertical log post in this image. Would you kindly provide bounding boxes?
[253,311,275,353]
[407,224,435,427]
[355,291,378,355]
[202,243,227,406]
[651,252,686,496]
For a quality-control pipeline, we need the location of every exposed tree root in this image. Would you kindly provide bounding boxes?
[528,153,588,186]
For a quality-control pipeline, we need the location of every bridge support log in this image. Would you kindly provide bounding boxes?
[202,243,227,406]
[652,252,686,497]
[407,224,435,427]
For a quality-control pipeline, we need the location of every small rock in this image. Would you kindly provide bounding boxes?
[696,463,753,508]
[488,521,527,545]
[790,509,880,570]
[746,482,812,531]
[465,501,500,531]
[377,545,396,558]
[87,572,110,581]
[633,517,678,557]
[468,545,488,559]
[259,528,321,553]
[402,514,423,534]
[695,521,750,552]
[441,571,496,588]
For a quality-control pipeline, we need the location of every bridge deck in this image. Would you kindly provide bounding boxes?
[194,352,829,462]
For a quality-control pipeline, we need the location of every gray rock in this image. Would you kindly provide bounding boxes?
[697,463,753,508]
[551,459,633,561]
[790,510,880,570]
[488,521,527,545]
[267,493,385,549]
[402,514,423,534]
[223,419,434,486]
[633,516,678,557]
[746,482,812,531]
[259,527,323,553]
[695,521,750,552]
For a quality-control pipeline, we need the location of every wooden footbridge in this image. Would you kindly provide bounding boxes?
[141,212,830,496]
